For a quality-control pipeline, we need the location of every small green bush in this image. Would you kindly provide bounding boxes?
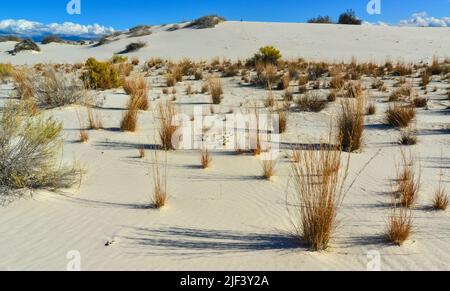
[0,101,81,205]
[252,46,282,65]
[81,57,121,90]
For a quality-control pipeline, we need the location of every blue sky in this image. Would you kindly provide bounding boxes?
[0,0,449,37]
[1,0,449,28]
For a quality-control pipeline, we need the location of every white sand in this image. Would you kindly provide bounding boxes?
[1,22,450,65]
[0,22,450,271]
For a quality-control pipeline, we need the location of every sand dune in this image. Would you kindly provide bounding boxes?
[1,22,450,65]
[0,22,450,271]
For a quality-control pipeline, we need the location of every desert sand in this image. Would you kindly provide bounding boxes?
[0,22,449,271]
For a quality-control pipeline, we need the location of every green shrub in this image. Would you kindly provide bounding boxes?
[252,46,282,65]
[0,101,81,205]
[0,63,13,80]
[81,57,121,90]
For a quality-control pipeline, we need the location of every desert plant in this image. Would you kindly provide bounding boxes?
[278,110,287,133]
[120,108,138,132]
[385,103,416,128]
[150,151,168,209]
[0,101,81,205]
[396,150,420,208]
[338,10,362,25]
[296,93,327,112]
[79,129,89,143]
[81,58,120,90]
[35,68,92,108]
[389,84,413,101]
[252,46,282,65]
[413,97,427,108]
[366,102,376,115]
[157,102,178,150]
[139,145,146,159]
[186,15,226,29]
[337,95,365,152]
[12,69,35,100]
[387,204,412,246]
[200,148,212,169]
[87,108,103,130]
[119,41,146,54]
[343,81,363,98]
[0,63,13,81]
[399,130,417,145]
[327,90,337,102]
[289,144,349,251]
[420,70,431,87]
[9,39,40,54]
[261,158,277,180]
[208,77,223,104]
[123,76,150,110]
[308,16,333,24]
[433,165,448,211]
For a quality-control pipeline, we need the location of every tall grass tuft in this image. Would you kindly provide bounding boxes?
[337,94,365,152]
[289,144,349,251]
[157,101,178,150]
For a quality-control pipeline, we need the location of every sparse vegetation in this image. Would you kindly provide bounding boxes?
[338,10,362,25]
[81,58,121,90]
[387,204,412,246]
[289,144,349,251]
[119,41,146,54]
[150,151,168,209]
[308,16,333,24]
[296,93,327,112]
[0,101,81,205]
[385,104,416,128]
[337,95,365,152]
[252,46,282,65]
[157,101,178,150]
[208,77,223,104]
[396,150,420,208]
[186,15,226,29]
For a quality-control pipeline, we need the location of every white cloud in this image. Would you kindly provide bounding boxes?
[0,19,115,38]
[399,12,450,27]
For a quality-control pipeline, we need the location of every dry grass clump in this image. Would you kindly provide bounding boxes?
[261,158,277,180]
[398,130,417,146]
[186,15,226,29]
[433,167,448,211]
[385,103,416,128]
[337,95,365,152]
[342,81,363,98]
[420,70,431,87]
[123,76,150,110]
[389,84,413,102]
[327,90,337,102]
[278,110,287,133]
[200,148,212,169]
[0,101,81,205]
[391,63,413,76]
[289,144,349,251]
[296,92,327,112]
[208,77,223,104]
[329,71,344,90]
[35,68,91,108]
[12,69,35,100]
[157,101,178,150]
[150,151,168,209]
[386,204,412,246]
[396,150,420,208]
[371,78,385,91]
[298,75,309,87]
[412,97,427,108]
[87,108,103,130]
[366,102,376,115]
[165,64,183,87]
[79,129,89,143]
[120,107,138,132]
